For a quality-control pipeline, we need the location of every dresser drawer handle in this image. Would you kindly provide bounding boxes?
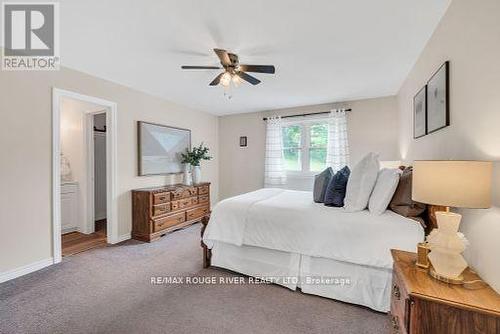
[393,284,401,300]
[391,315,400,333]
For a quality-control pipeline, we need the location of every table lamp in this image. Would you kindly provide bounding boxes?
[412,160,492,284]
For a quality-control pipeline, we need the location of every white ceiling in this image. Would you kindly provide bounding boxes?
[16,0,452,115]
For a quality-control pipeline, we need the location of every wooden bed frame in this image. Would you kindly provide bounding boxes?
[426,204,445,233]
[200,205,442,269]
[200,217,212,268]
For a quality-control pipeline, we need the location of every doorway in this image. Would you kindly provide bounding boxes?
[60,110,108,256]
[52,88,118,263]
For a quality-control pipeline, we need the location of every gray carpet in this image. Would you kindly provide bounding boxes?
[0,224,390,334]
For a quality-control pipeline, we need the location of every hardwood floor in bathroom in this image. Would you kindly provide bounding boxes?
[61,220,107,257]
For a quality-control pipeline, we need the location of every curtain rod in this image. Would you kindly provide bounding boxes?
[262,109,352,121]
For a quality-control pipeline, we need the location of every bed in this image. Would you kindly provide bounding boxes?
[201,188,425,312]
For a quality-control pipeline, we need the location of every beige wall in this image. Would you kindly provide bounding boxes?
[219,96,399,199]
[397,0,500,292]
[3,0,499,295]
[0,67,219,273]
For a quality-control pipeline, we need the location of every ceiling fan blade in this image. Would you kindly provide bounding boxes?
[209,73,225,86]
[237,72,261,85]
[181,66,221,70]
[213,48,231,66]
[239,65,275,74]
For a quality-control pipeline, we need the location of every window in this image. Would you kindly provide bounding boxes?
[282,122,328,173]
[309,123,328,172]
[282,125,301,171]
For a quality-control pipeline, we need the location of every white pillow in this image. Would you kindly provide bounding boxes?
[368,168,402,215]
[343,152,380,212]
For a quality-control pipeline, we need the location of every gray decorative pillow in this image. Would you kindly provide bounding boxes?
[313,167,334,203]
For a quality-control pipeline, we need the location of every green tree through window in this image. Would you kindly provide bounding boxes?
[282,122,328,173]
[282,125,301,171]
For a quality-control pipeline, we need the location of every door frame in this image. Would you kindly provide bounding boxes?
[52,88,118,264]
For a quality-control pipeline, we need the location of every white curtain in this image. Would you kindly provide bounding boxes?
[264,116,287,187]
[326,109,350,172]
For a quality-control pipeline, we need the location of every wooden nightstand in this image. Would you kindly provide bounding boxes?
[390,249,500,334]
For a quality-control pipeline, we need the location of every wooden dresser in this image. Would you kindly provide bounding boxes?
[132,182,210,242]
[390,249,500,334]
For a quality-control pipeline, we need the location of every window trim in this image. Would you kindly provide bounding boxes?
[282,119,328,176]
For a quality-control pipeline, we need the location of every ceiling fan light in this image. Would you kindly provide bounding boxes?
[232,74,242,86]
[220,72,231,86]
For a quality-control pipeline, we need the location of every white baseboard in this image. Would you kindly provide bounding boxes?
[109,233,131,244]
[61,226,78,234]
[95,213,106,221]
[0,257,54,284]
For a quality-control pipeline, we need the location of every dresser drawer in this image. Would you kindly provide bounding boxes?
[198,185,209,195]
[171,197,192,211]
[154,212,185,232]
[186,206,210,221]
[172,187,197,200]
[191,196,199,205]
[390,271,410,334]
[153,192,170,205]
[152,203,170,217]
[198,194,209,204]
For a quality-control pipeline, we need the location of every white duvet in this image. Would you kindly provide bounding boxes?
[203,189,424,269]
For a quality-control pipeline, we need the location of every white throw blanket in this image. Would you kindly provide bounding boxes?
[204,189,424,269]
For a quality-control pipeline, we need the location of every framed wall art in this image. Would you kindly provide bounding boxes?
[239,136,247,147]
[427,61,450,134]
[137,121,191,176]
[413,85,427,139]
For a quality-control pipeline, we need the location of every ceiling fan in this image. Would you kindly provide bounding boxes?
[181,48,275,87]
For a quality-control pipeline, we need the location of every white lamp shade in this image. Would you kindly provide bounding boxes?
[379,161,403,169]
[412,160,492,208]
